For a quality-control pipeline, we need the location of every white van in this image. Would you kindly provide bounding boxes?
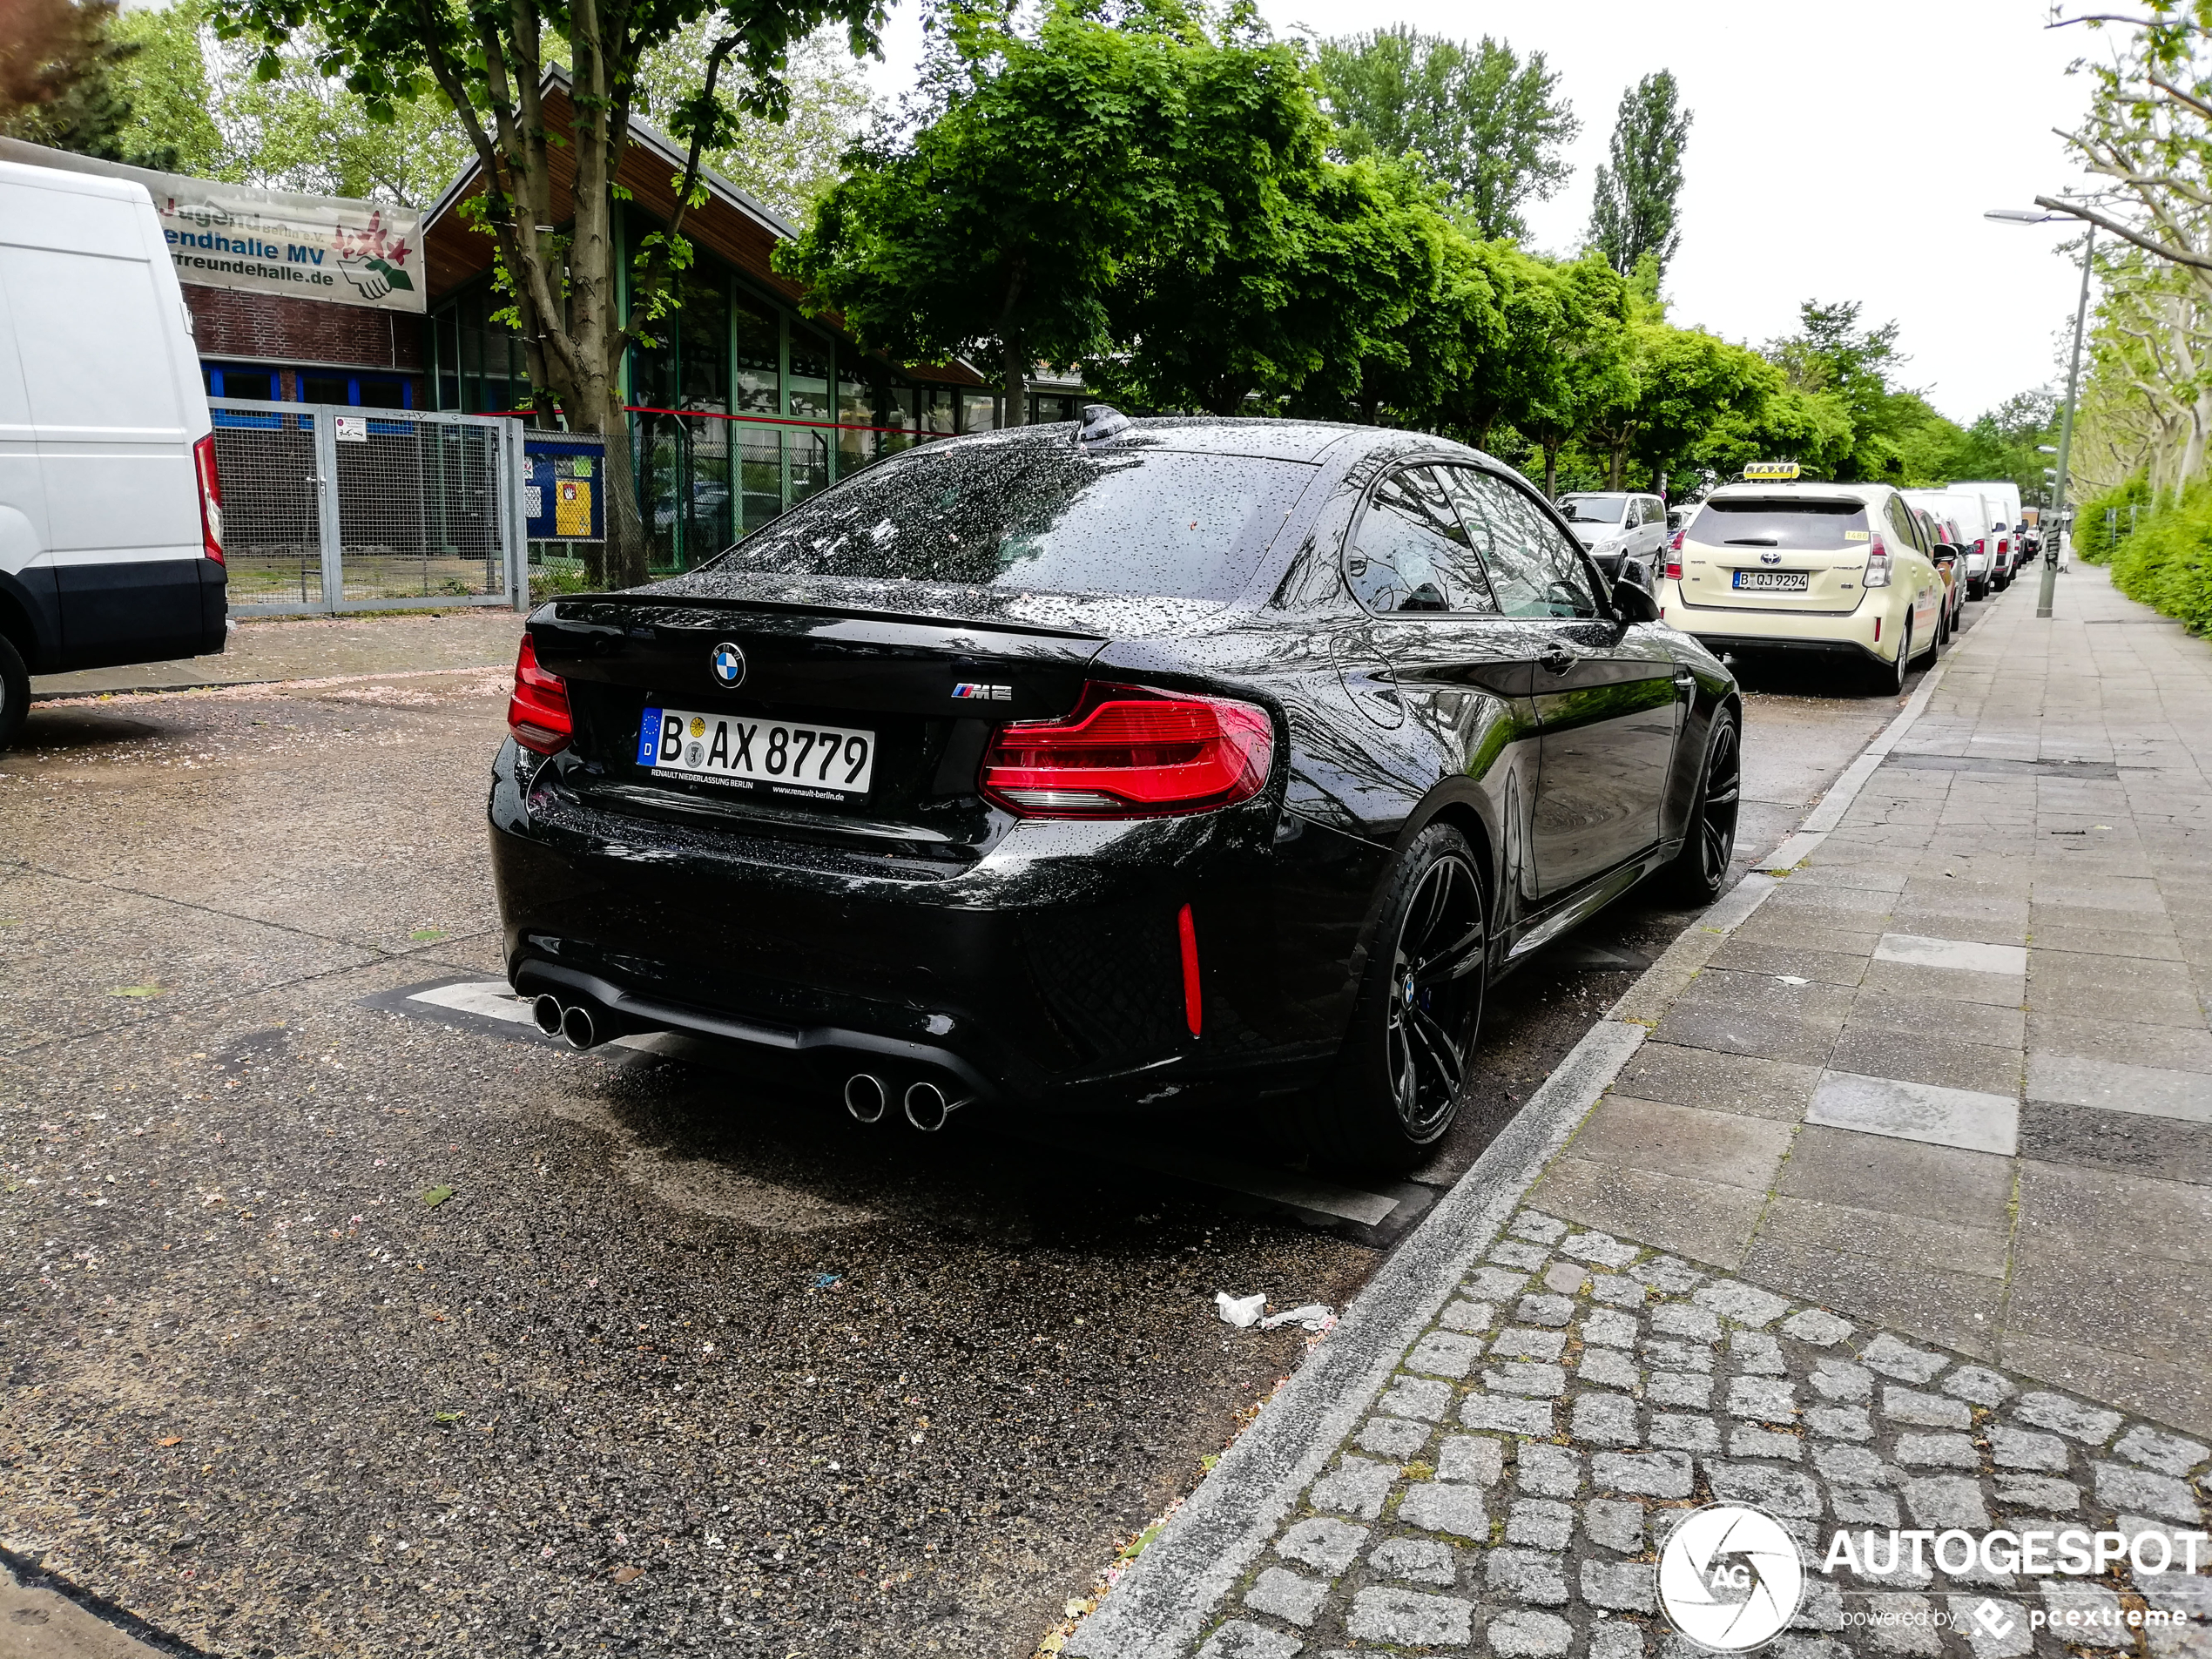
[0,157,224,749]
[1952,479,2021,587]
[1927,487,2001,598]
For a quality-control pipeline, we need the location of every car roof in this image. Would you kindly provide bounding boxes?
[1704,481,1888,505]
[961,415,1375,465]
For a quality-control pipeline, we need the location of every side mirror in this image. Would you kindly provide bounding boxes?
[1932,543,1960,563]
[1612,577,1662,624]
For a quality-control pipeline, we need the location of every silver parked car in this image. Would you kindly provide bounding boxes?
[1557,491,1669,590]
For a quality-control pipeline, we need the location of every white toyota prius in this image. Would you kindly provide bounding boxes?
[1656,478,1946,694]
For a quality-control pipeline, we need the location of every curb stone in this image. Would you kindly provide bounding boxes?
[1067,652,1956,1658]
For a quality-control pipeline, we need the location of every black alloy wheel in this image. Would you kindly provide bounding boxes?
[1310,822,1487,1170]
[1659,710,1742,907]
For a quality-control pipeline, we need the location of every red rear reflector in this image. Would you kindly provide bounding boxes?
[508,634,571,754]
[193,433,224,565]
[1177,903,1202,1037]
[981,683,1273,818]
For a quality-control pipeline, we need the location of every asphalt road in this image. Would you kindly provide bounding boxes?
[0,597,1978,1659]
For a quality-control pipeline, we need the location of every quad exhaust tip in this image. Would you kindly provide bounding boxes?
[559,1002,599,1050]
[843,1073,889,1124]
[903,1080,968,1133]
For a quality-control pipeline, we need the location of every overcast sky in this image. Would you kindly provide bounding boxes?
[862,0,2105,424]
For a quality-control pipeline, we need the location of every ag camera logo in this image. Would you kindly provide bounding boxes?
[1659,1503,1805,1651]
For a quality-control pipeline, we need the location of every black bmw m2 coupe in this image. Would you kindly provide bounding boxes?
[489,411,1740,1168]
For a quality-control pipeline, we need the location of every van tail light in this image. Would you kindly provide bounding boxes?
[1999,536,2011,556]
[1974,536,1986,557]
[1664,529,1684,581]
[193,433,225,564]
[981,683,1274,818]
[1863,532,1893,588]
[508,634,571,755]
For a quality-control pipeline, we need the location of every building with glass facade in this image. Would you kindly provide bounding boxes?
[419,75,1083,577]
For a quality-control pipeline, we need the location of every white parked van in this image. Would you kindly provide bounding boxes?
[1926,487,2002,598]
[1952,480,2022,588]
[0,157,225,749]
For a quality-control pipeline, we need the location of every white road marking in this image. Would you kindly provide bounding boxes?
[408,981,536,1024]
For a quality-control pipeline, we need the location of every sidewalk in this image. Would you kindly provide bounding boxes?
[1069,567,2212,1658]
[29,607,524,699]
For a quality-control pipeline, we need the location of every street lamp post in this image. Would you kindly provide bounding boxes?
[1986,207,2098,619]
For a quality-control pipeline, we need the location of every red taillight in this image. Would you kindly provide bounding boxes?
[1975,536,1986,556]
[1999,536,2010,556]
[980,683,1274,818]
[508,634,571,754]
[193,433,224,564]
[1178,903,1202,1037]
[1665,529,1684,581]
[1864,531,1892,588]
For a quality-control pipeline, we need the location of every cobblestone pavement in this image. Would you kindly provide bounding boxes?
[1531,568,2212,1439]
[1190,1206,2210,1659]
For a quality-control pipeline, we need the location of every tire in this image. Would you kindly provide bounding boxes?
[1306,822,1488,1171]
[1866,617,1910,696]
[1656,707,1742,908]
[0,631,26,755]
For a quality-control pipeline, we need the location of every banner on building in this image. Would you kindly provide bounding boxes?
[0,138,427,314]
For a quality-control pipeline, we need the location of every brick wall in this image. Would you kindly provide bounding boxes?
[185,286,428,374]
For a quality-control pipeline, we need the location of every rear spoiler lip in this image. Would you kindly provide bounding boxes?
[533,590,1112,644]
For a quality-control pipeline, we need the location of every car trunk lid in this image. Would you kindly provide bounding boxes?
[1676,495,1873,613]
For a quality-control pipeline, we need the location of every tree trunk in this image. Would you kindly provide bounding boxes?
[1002,332,1028,428]
[1541,441,1560,497]
[1607,442,1626,490]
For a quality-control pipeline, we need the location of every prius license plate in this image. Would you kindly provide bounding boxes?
[638,707,876,798]
[1732,570,1809,591]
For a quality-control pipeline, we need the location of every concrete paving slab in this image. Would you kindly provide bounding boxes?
[1775,1125,2017,1230]
[2026,1053,2212,1123]
[1757,1193,2011,1278]
[1804,1072,2020,1156]
[1607,1044,1820,1122]
[1825,1029,2023,1098]
[2024,923,2184,961]
[1704,937,1871,987]
[2026,1106,2212,1194]
[1523,1158,1768,1270]
[1995,1332,2212,1443]
[2027,950,2209,1028]
[1884,907,2032,947]
[2026,1011,2212,1074]
[2015,1159,2212,1268]
[1858,958,2026,1008]
[1560,1096,1796,1190]
[1843,988,2027,1048]
[1736,1237,2005,1359]
[1645,1001,1843,1069]
[1873,934,2029,975]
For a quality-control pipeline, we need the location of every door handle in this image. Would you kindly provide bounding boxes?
[1539,644,1575,676]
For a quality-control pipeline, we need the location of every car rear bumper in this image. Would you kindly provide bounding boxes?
[487,744,1366,1112]
[1661,586,1901,664]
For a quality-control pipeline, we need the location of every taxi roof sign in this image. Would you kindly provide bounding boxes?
[1743,461,1802,482]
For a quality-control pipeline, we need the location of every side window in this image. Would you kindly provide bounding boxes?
[1346,466,1497,615]
[1885,496,1922,552]
[1447,469,1603,620]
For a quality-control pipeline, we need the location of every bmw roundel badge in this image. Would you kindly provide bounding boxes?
[710,641,746,687]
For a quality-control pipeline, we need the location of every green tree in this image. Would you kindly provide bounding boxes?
[105,0,225,177]
[1588,70,1689,279]
[1315,25,1576,241]
[1507,253,1635,496]
[638,19,872,222]
[215,0,882,584]
[1,0,178,166]
[782,0,1314,424]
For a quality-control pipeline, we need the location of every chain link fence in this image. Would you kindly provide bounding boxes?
[210,398,524,615]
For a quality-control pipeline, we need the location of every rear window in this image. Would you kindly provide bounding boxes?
[1560,496,1626,524]
[704,437,1315,602]
[1689,497,1869,551]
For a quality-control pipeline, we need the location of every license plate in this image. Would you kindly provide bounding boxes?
[1732,570,1809,591]
[637,707,876,799]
